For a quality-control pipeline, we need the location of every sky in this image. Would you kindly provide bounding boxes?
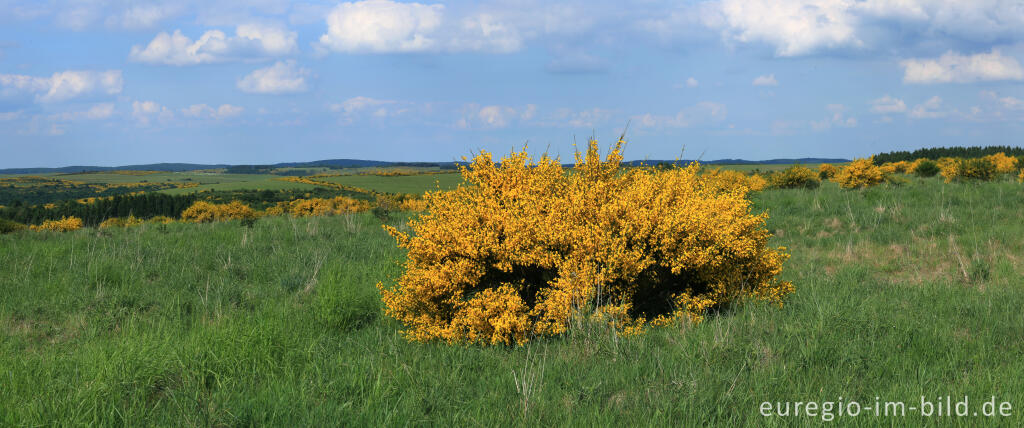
[1,0,1024,168]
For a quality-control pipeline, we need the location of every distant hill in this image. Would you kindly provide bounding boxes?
[0,157,850,175]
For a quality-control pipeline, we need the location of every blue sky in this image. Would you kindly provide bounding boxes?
[1,0,1023,168]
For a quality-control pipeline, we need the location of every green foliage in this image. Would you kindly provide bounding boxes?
[0,193,196,227]
[0,218,26,234]
[873,145,1024,164]
[913,159,940,177]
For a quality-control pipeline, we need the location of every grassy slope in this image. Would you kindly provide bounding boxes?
[2,178,1023,426]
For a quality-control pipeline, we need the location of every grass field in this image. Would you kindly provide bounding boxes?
[316,173,464,195]
[2,177,1022,425]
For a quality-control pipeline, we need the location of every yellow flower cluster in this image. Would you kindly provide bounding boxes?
[938,158,999,182]
[30,216,83,232]
[818,163,839,180]
[99,216,144,229]
[879,160,911,174]
[1019,168,1024,183]
[396,198,430,211]
[985,152,1018,174]
[181,201,259,223]
[834,158,885,189]
[264,196,371,217]
[937,157,959,181]
[700,168,767,193]
[378,139,794,346]
[767,165,820,189]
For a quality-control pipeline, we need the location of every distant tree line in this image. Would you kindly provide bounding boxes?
[0,187,381,226]
[0,193,197,226]
[0,183,176,206]
[873,146,1024,164]
[225,165,275,174]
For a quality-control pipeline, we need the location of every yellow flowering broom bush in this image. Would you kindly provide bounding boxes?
[818,163,839,180]
[30,216,83,232]
[700,168,768,193]
[834,158,885,189]
[985,152,1017,174]
[378,139,794,346]
[767,165,820,189]
[940,158,997,182]
[265,196,371,217]
[181,201,260,223]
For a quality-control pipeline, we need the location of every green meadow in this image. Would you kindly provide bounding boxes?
[2,176,1022,426]
[316,173,464,194]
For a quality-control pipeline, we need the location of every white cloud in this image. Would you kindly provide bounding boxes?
[552,108,614,128]
[106,4,181,29]
[708,0,861,57]
[236,61,310,94]
[181,103,244,119]
[870,95,906,113]
[449,13,522,53]
[0,70,122,103]
[998,96,1024,110]
[632,102,727,128]
[686,77,699,88]
[811,103,857,130]
[329,96,423,123]
[132,100,174,125]
[908,95,946,118]
[457,103,538,128]
[901,49,1024,84]
[50,103,115,121]
[752,74,778,86]
[317,0,523,54]
[697,0,1024,57]
[130,25,298,65]
[319,0,444,53]
[0,111,22,121]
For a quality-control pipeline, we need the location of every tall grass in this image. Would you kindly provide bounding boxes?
[2,177,1023,425]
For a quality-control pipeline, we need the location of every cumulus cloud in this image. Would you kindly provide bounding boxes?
[901,49,1024,84]
[695,0,1024,57]
[317,0,522,54]
[130,24,297,65]
[752,74,778,86]
[132,100,174,125]
[318,0,444,52]
[632,102,727,128]
[709,0,861,57]
[908,95,946,118]
[180,103,244,119]
[870,95,907,113]
[0,70,122,103]
[236,61,310,94]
